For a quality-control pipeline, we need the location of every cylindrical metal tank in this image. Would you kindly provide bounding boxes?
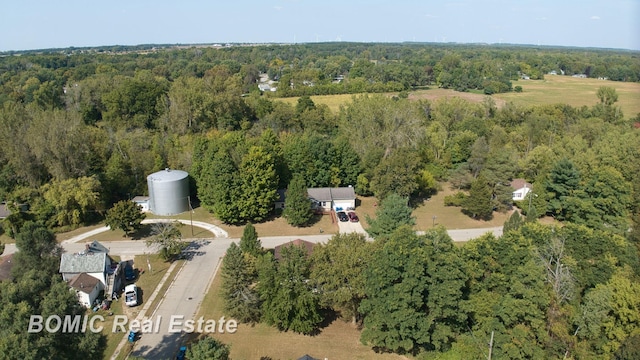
[147,168,190,216]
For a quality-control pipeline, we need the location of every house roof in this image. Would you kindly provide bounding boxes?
[60,252,107,274]
[69,273,100,294]
[510,178,532,191]
[297,355,319,360]
[330,187,356,200]
[85,240,109,254]
[0,254,15,281]
[307,188,332,202]
[0,203,10,219]
[274,239,316,261]
[307,187,356,202]
[132,196,149,203]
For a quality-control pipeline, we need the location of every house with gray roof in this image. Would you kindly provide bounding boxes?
[275,186,357,213]
[60,252,112,287]
[307,187,356,213]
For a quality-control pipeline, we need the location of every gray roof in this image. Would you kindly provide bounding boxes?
[86,240,109,254]
[307,188,332,202]
[330,187,356,200]
[69,273,100,294]
[0,203,10,219]
[147,168,189,183]
[306,187,356,202]
[60,253,107,274]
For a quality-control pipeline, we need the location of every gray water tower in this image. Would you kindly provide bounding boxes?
[147,168,190,216]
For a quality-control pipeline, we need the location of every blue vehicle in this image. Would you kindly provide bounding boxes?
[176,346,187,360]
[128,330,137,343]
[124,264,136,281]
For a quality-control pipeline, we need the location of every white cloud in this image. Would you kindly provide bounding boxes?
[274,6,283,11]
[590,15,601,20]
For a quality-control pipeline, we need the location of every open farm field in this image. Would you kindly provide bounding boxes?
[494,75,640,117]
[277,93,358,113]
[277,76,640,118]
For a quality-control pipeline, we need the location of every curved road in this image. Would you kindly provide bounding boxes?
[2,220,502,359]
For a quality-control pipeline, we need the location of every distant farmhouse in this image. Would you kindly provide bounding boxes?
[511,178,532,201]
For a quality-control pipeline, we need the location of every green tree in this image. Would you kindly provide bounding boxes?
[104,200,145,237]
[503,211,524,234]
[462,174,493,220]
[370,147,421,199]
[221,243,260,323]
[576,270,640,358]
[296,95,315,114]
[239,223,262,257]
[145,222,185,261]
[259,244,322,334]
[186,336,230,360]
[283,174,312,227]
[40,176,102,228]
[546,158,581,220]
[365,193,415,239]
[11,221,61,277]
[594,86,623,124]
[462,232,550,359]
[310,233,371,324]
[238,146,279,222]
[360,227,430,354]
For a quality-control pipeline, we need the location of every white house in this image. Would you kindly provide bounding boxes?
[60,252,111,287]
[511,179,532,201]
[68,272,102,308]
[275,187,357,213]
[308,187,356,213]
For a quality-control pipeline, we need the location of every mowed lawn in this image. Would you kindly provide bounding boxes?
[276,75,640,117]
[355,184,512,233]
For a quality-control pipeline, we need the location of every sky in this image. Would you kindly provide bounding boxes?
[1,0,638,52]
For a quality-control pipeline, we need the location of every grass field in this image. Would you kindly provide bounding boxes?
[277,75,640,118]
[354,184,512,233]
[495,75,640,117]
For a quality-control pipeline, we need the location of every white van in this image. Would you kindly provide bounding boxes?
[124,284,138,307]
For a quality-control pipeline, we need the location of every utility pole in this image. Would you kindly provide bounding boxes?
[188,196,194,236]
[488,331,494,360]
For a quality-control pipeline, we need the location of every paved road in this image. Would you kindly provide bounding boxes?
[129,238,233,359]
[2,220,503,359]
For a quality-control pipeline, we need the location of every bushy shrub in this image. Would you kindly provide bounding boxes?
[444,191,467,207]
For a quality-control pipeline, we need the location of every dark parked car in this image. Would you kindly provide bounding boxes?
[176,346,187,360]
[348,211,359,222]
[337,211,349,222]
[124,264,136,281]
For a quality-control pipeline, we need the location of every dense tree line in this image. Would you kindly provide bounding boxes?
[0,223,106,359]
[0,43,638,358]
[220,212,639,358]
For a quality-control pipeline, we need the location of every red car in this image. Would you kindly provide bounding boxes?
[348,211,359,222]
